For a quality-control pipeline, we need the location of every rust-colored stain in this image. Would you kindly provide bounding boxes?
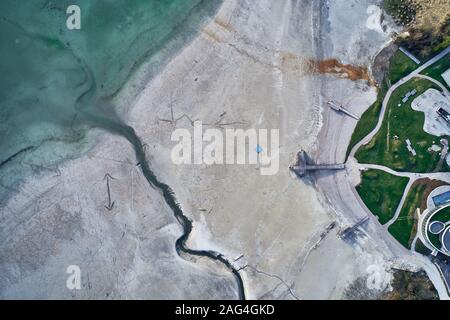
[281,51,375,85]
[306,58,376,86]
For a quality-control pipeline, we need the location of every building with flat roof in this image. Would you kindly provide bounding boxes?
[437,107,450,124]
[432,190,450,206]
[419,198,450,256]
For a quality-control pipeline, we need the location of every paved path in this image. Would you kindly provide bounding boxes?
[411,231,419,252]
[324,46,450,299]
[415,74,450,97]
[356,163,450,181]
[385,178,414,229]
[348,46,450,229]
[353,162,450,227]
[349,46,450,158]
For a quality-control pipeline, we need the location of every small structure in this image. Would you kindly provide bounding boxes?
[327,100,360,120]
[339,217,369,239]
[290,150,345,177]
[406,139,417,156]
[429,144,442,152]
[433,190,450,207]
[401,89,417,103]
[437,107,450,125]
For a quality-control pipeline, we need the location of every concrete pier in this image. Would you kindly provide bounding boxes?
[290,150,345,177]
[327,100,360,120]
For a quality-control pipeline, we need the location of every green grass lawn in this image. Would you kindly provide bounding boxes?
[428,231,442,250]
[431,205,450,223]
[388,182,427,248]
[355,78,445,173]
[346,84,386,160]
[415,238,432,256]
[346,49,420,160]
[388,50,420,84]
[356,169,409,225]
[420,52,450,91]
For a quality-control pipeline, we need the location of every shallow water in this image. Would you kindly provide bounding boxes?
[0,0,221,195]
[0,0,247,298]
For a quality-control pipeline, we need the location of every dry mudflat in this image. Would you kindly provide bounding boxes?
[1,0,446,299]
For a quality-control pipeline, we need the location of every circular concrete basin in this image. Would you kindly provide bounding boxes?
[429,221,445,234]
[442,226,450,252]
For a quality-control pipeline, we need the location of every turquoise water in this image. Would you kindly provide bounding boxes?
[0,1,246,297]
[0,0,221,198]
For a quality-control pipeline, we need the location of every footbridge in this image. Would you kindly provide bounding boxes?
[290,150,345,177]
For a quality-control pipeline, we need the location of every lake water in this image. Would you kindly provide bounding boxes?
[0,0,221,199]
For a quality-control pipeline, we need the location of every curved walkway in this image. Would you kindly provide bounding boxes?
[349,46,450,158]
[346,46,450,300]
[355,163,450,181]
[353,162,450,228]
[416,74,450,97]
[385,178,414,229]
[349,46,450,229]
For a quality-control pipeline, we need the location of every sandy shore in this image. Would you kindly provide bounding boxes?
[2,0,447,299]
[125,0,330,299]
[0,128,240,299]
[123,0,420,299]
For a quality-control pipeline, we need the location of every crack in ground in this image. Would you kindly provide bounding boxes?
[243,265,299,300]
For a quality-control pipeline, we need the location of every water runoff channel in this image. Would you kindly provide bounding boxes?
[73,52,246,300]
